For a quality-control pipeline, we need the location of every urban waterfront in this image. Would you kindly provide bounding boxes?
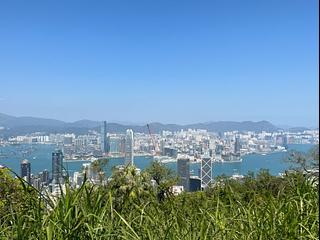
[0,143,314,179]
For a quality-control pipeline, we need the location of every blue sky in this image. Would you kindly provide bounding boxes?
[0,0,318,127]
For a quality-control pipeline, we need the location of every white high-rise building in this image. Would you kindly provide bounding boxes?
[201,151,212,188]
[125,129,134,165]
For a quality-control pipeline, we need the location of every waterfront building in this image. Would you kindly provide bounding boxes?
[125,129,134,165]
[163,147,178,158]
[63,136,74,145]
[101,121,108,154]
[215,144,223,155]
[52,150,63,184]
[234,136,241,154]
[283,135,289,149]
[109,136,121,153]
[160,139,166,155]
[201,152,212,188]
[177,157,190,191]
[120,136,126,154]
[20,159,31,183]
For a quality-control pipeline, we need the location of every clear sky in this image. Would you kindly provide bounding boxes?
[0,0,318,127]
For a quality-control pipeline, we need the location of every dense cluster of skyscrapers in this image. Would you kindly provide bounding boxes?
[19,150,62,194]
[7,123,318,195]
[16,121,137,195]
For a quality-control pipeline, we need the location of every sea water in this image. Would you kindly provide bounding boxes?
[0,144,315,179]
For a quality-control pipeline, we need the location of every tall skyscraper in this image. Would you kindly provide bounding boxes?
[120,135,126,154]
[52,150,63,184]
[215,144,223,155]
[125,129,134,165]
[160,139,166,156]
[201,151,212,188]
[41,169,49,185]
[20,159,31,183]
[282,135,288,149]
[177,157,190,191]
[234,136,241,154]
[101,121,108,154]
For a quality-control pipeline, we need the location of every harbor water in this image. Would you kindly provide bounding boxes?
[0,144,315,179]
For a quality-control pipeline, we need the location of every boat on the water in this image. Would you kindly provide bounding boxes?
[215,153,242,163]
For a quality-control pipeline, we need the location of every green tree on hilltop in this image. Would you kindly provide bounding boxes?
[144,161,178,202]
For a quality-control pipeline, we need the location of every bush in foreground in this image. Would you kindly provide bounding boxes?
[0,165,318,239]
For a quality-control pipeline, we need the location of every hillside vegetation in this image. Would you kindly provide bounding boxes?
[0,151,318,239]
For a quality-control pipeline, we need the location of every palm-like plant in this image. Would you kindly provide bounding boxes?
[89,158,109,184]
[108,165,154,210]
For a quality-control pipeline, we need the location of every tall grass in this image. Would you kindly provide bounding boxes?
[0,169,318,239]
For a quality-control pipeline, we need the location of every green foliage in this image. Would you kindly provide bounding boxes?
[0,164,318,239]
[90,158,109,183]
[144,161,178,201]
[144,161,176,185]
[91,158,109,174]
[107,165,155,210]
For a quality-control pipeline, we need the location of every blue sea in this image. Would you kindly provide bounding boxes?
[0,144,315,179]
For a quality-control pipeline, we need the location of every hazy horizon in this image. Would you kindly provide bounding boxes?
[0,1,318,127]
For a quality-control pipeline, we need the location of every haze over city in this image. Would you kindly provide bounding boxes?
[0,0,318,127]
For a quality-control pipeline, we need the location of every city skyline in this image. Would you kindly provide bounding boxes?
[0,0,318,127]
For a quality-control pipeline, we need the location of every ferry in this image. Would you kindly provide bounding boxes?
[154,155,177,163]
[215,153,243,163]
[215,158,243,163]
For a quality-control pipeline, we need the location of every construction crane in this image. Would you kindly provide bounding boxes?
[147,124,158,155]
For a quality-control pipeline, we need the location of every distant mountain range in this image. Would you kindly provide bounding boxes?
[0,113,313,137]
